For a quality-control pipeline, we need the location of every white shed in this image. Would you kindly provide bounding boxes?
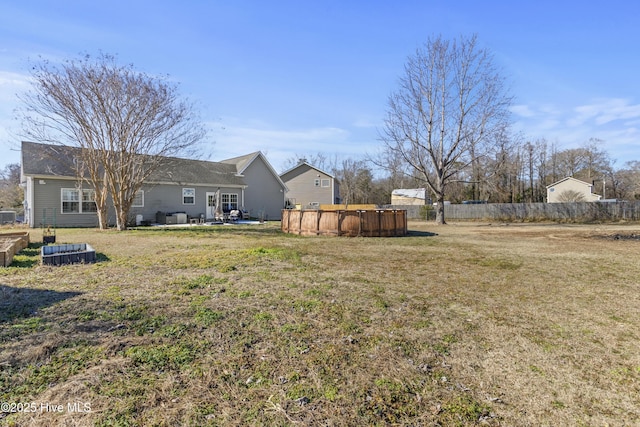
[391,188,428,205]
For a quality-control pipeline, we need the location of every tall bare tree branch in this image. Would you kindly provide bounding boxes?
[19,53,206,229]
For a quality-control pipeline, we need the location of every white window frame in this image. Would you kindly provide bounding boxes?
[61,188,96,214]
[81,189,97,213]
[61,188,80,214]
[182,188,195,205]
[314,179,320,187]
[221,193,238,211]
[132,190,144,207]
[321,179,330,187]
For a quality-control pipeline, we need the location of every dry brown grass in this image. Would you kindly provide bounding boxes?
[1,221,639,426]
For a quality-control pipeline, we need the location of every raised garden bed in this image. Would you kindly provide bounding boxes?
[0,231,30,267]
[41,243,96,266]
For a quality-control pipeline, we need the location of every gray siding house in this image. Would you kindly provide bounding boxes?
[21,141,287,227]
[222,152,288,221]
[279,161,340,208]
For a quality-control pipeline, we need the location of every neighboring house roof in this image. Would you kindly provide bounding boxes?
[391,188,426,199]
[545,176,593,189]
[279,161,336,180]
[21,141,246,187]
[222,151,288,190]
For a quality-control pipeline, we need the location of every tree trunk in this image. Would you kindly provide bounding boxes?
[96,206,108,229]
[94,180,109,229]
[435,200,446,225]
[114,191,133,231]
[115,207,127,231]
[434,183,447,225]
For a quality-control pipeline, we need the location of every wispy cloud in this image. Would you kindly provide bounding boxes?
[512,97,640,163]
[223,124,349,146]
[352,116,381,129]
[572,98,640,126]
[205,118,357,171]
[510,104,536,118]
[0,70,31,102]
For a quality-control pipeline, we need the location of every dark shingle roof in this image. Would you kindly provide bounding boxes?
[21,141,80,177]
[279,161,336,180]
[151,157,245,186]
[221,152,259,173]
[21,141,246,187]
[222,151,289,191]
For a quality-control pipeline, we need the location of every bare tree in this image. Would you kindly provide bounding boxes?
[355,168,374,204]
[581,138,612,185]
[335,158,365,207]
[492,140,521,203]
[381,34,512,224]
[19,53,205,230]
[534,138,549,201]
[523,141,536,202]
[0,163,23,213]
[613,161,640,200]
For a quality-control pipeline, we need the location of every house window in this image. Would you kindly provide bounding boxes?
[132,190,144,207]
[81,190,97,212]
[62,188,96,213]
[182,188,195,205]
[62,188,80,213]
[314,179,320,187]
[221,193,238,211]
[321,179,330,187]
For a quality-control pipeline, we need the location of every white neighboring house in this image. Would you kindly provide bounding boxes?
[546,177,601,203]
[391,188,428,205]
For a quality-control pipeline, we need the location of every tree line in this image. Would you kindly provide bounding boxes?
[287,137,640,210]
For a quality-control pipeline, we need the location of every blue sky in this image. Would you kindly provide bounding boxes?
[1,0,639,173]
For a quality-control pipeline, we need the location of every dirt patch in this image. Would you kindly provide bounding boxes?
[593,233,640,240]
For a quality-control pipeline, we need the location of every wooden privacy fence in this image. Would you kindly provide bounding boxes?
[281,209,407,237]
[390,201,640,222]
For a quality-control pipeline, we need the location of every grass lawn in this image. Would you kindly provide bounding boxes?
[1,221,639,426]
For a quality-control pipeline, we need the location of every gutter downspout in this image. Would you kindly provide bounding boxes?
[27,176,34,227]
